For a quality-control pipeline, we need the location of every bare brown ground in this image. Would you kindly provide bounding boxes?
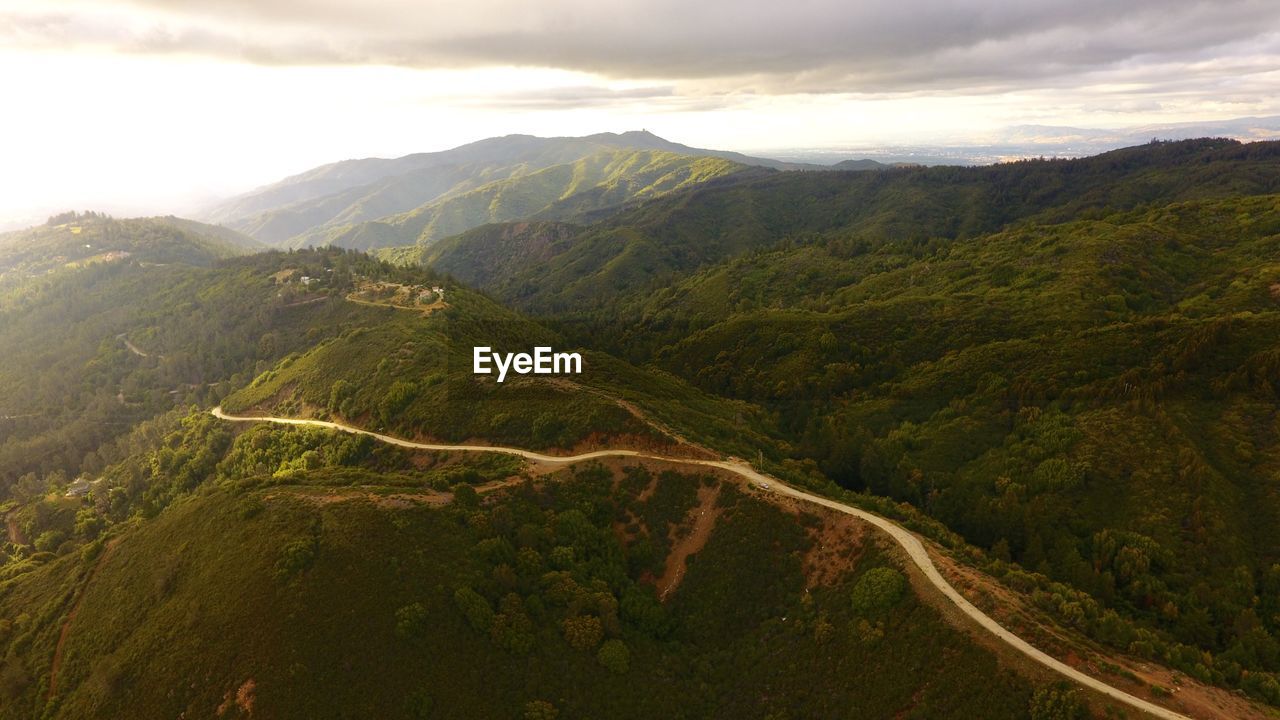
[217,678,257,717]
[264,488,453,509]
[5,513,25,545]
[655,484,723,600]
[345,280,449,316]
[48,539,120,700]
[800,512,871,589]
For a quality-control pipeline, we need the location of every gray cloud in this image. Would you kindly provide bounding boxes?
[6,0,1280,96]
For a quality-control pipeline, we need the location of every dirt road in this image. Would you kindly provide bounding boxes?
[210,406,1191,720]
[117,333,153,358]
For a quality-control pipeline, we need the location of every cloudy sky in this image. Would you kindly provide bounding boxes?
[2,0,1279,226]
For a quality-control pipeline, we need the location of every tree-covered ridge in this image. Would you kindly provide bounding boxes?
[220,266,780,458]
[290,149,754,251]
[426,138,1280,312]
[206,131,800,247]
[0,214,259,291]
[0,244,395,498]
[0,414,1046,718]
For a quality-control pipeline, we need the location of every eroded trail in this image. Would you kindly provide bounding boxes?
[48,539,118,700]
[209,407,1191,720]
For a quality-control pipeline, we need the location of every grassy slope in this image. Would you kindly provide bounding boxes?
[220,278,780,459]
[292,150,749,251]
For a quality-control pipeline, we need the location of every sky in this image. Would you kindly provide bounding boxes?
[1,0,1279,227]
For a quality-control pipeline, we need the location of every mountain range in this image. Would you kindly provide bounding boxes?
[202,131,830,250]
[3,136,1280,718]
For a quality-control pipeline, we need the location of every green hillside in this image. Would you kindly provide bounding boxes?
[0,225,772,504]
[220,266,780,459]
[6,138,1280,715]
[0,244,378,497]
[426,138,1280,312]
[0,417,1045,719]
[206,131,801,246]
[408,139,1280,705]
[289,150,751,251]
[0,213,259,291]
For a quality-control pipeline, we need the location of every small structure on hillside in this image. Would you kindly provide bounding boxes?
[65,476,93,498]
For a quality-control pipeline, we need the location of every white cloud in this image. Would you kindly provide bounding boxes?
[1,0,1278,223]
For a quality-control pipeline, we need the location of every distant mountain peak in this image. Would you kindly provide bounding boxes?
[202,131,822,247]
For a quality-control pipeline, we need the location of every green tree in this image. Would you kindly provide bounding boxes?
[395,602,429,640]
[562,615,603,652]
[328,379,354,414]
[454,586,493,632]
[850,567,907,616]
[597,639,630,674]
[34,530,66,553]
[1028,684,1086,720]
[378,381,418,424]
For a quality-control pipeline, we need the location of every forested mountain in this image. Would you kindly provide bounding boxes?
[0,217,1051,720]
[0,437,1042,719]
[0,213,260,291]
[287,150,756,251]
[0,223,773,505]
[5,138,1280,717]
[426,139,1280,312]
[204,131,815,247]
[409,138,1280,706]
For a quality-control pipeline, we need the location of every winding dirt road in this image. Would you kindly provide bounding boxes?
[210,406,1190,720]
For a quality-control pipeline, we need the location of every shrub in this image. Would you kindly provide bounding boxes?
[1028,684,1086,720]
[34,530,67,553]
[850,567,907,616]
[453,586,493,632]
[275,537,317,580]
[524,700,559,720]
[395,602,429,639]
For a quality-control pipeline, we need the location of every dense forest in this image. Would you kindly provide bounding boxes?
[412,139,1280,706]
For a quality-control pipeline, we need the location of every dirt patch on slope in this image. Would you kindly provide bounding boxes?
[5,513,25,545]
[656,484,723,600]
[801,512,871,589]
[265,488,453,509]
[217,678,257,717]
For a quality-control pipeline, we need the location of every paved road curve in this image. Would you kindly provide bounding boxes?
[210,407,1191,720]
